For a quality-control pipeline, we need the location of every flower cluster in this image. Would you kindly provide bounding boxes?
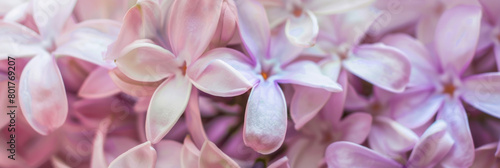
[1,0,500,167]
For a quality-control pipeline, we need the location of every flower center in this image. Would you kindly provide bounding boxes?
[442,83,456,97]
[181,62,187,76]
[293,6,303,17]
[261,72,269,80]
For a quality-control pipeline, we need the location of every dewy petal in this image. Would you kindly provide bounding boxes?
[344,43,411,92]
[290,85,331,130]
[116,39,178,82]
[108,141,157,168]
[306,0,374,15]
[275,61,342,92]
[155,140,183,168]
[339,112,372,144]
[53,19,121,67]
[189,48,254,97]
[434,5,482,73]
[325,142,402,168]
[146,76,192,144]
[381,33,439,87]
[461,73,500,118]
[106,0,161,60]
[199,141,239,168]
[391,87,445,129]
[78,67,120,99]
[168,0,222,62]
[19,52,67,135]
[236,0,270,61]
[436,99,474,168]
[244,81,287,154]
[407,120,454,168]
[32,0,76,39]
[369,117,419,157]
[285,9,318,47]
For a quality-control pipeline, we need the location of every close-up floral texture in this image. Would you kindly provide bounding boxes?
[1,0,500,167]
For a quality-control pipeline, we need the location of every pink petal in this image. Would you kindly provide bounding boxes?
[344,43,410,92]
[407,120,454,168]
[290,85,331,129]
[32,0,76,39]
[391,87,445,128]
[436,100,474,168]
[189,48,254,97]
[0,21,43,57]
[185,89,208,148]
[181,136,201,168]
[275,61,342,92]
[319,70,348,124]
[339,112,372,144]
[168,0,222,62]
[471,143,499,168]
[73,0,132,21]
[285,9,318,47]
[244,81,287,154]
[236,0,270,61]
[320,7,379,46]
[53,19,121,67]
[116,39,178,82]
[344,83,370,110]
[270,26,304,65]
[381,33,439,87]
[325,142,402,168]
[19,52,67,135]
[306,0,374,15]
[155,140,183,168]
[108,68,160,97]
[434,5,482,73]
[51,157,71,168]
[108,141,157,168]
[91,119,111,168]
[146,76,192,144]
[78,67,120,99]
[106,0,161,60]
[286,138,326,168]
[479,0,500,25]
[199,141,239,168]
[461,73,500,118]
[369,117,418,157]
[268,157,290,168]
[209,0,237,47]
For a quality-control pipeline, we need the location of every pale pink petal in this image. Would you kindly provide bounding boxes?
[344,44,410,92]
[286,138,325,168]
[344,84,370,110]
[339,112,372,144]
[78,67,120,99]
[73,0,132,21]
[106,0,161,60]
[270,26,304,65]
[185,89,208,148]
[479,0,500,25]
[461,73,500,118]
[51,157,70,168]
[108,68,160,97]
[471,143,498,168]
[306,0,374,15]
[275,61,342,92]
[285,9,318,47]
[210,0,237,48]
[320,7,379,46]
[244,81,287,154]
[290,85,331,129]
[268,157,290,168]
[181,136,201,168]
[104,137,139,163]
[199,141,239,168]
[319,70,348,124]
[146,76,192,144]
[91,119,111,168]
[53,20,121,67]
[19,52,67,135]
[189,48,254,97]
[236,0,270,61]
[369,117,418,157]
[416,13,440,45]
[115,39,178,82]
[32,0,76,39]
[391,87,445,128]
[434,5,482,73]
[134,97,151,113]
[381,33,439,87]
[0,21,43,57]
[108,141,157,168]
[155,140,183,168]
[407,120,454,168]
[168,0,222,61]
[436,100,474,168]
[325,142,402,168]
